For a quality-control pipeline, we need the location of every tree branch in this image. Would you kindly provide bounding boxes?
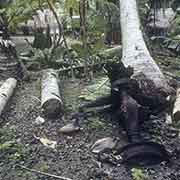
[17,165,73,180]
[46,0,74,77]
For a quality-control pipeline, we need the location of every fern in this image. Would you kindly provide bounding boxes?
[131,168,149,180]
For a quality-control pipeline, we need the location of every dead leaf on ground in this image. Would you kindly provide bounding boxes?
[34,136,57,149]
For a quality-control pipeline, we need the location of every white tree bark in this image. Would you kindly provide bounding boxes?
[0,78,17,116]
[119,0,169,89]
[41,69,63,118]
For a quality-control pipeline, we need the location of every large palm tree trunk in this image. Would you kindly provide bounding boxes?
[119,0,169,90]
[0,39,24,81]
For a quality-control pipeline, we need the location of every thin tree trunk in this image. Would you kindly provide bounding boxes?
[79,0,89,78]
[47,0,74,79]
[119,0,169,90]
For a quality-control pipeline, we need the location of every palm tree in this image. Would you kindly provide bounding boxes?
[0,0,24,80]
[119,0,170,92]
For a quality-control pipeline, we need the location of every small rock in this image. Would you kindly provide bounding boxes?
[99,153,120,165]
[34,116,45,125]
[59,120,80,134]
[91,137,117,154]
[66,136,73,140]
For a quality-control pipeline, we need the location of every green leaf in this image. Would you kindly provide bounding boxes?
[0,8,6,14]
[79,77,110,101]
[0,141,15,151]
[131,168,149,180]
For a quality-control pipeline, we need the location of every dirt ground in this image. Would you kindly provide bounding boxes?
[0,67,180,180]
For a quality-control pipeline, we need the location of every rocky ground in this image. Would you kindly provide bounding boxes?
[0,60,180,180]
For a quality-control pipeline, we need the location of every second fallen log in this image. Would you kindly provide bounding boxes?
[0,78,17,116]
[41,69,63,118]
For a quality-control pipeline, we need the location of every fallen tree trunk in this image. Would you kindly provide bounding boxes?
[41,69,63,118]
[173,88,180,122]
[57,62,105,76]
[0,78,17,116]
[119,0,169,91]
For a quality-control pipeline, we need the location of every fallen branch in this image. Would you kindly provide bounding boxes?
[17,165,73,180]
[57,62,105,75]
[86,78,109,94]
